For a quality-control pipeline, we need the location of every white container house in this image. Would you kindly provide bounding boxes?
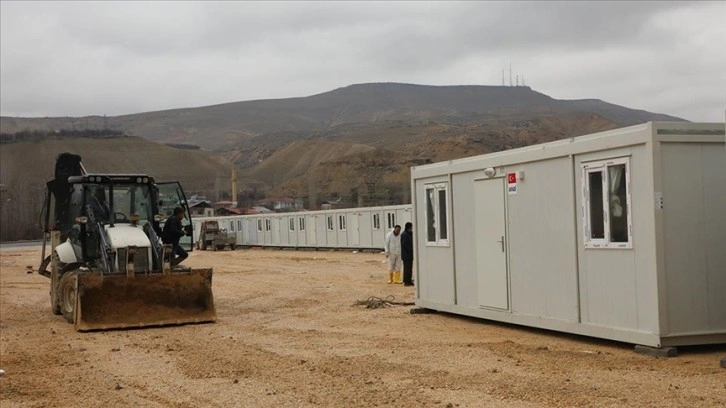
[411,122,726,348]
[192,204,412,251]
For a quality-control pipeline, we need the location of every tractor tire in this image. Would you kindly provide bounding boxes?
[216,245,225,251]
[230,244,236,251]
[58,271,79,324]
[201,241,207,251]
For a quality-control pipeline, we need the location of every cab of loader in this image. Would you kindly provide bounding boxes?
[39,152,216,331]
[42,153,194,272]
[65,175,158,270]
[45,173,192,271]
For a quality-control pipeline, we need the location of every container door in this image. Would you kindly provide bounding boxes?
[475,179,509,310]
[309,215,319,245]
[349,212,360,247]
[271,218,280,245]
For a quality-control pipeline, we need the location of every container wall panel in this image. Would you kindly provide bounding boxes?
[414,178,455,305]
[575,145,659,333]
[505,158,579,321]
[661,142,726,334]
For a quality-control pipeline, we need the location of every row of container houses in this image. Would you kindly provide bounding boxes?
[191,204,412,251]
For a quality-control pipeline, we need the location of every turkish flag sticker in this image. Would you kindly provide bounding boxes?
[507,172,517,184]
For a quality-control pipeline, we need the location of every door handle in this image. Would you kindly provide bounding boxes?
[496,236,505,252]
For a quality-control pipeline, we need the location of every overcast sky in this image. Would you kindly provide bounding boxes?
[1,1,724,122]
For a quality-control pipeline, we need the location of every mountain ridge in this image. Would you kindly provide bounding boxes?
[1,83,686,152]
[0,82,691,241]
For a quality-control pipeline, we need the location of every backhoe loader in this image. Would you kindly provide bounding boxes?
[38,153,216,331]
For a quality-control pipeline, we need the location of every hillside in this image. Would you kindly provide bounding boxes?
[0,83,685,152]
[0,83,690,240]
[0,135,232,241]
[260,111,622,206]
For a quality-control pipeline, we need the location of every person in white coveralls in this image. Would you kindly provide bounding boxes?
[384,225,402,284]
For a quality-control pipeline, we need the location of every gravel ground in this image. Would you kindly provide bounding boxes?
[1,247,724,407]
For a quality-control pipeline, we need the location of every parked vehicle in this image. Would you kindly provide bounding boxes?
[196,220,237,250]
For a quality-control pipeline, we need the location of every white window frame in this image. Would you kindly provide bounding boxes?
[386,212,395,230]
[372,213,381,230]
[338,214,347,231]
[425,182,450,246]
[257,219,263,232]
[299,217,305,231]
[582,157,632,249]
[289,217,295,231]
[327,215,334,231]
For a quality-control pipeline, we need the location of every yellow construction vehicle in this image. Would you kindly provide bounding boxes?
[38,153,216,331]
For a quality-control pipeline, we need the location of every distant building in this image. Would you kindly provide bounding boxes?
[250,206,275,214]
[320,199,351,210]
[187,196,213,216]
[256,197,303,212]
[215,207,246,216]
[212,200,235,210]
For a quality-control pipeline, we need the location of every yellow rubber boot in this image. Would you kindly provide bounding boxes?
[394,271,403,284]
[388,272,393,284]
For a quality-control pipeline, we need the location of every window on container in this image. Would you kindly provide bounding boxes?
[237,220,242,231]
[386,213,395,229]
[299,217,305,231]
[289,217,295,231]
[425,183,449,245]
[339,215,347,231]
[230,221,235,232]
[327,215,334,231]
[372,213,380,230]
[257,219,263,232]
[438,189,448,240]
[265,219,271,232]
[583,158,631,248]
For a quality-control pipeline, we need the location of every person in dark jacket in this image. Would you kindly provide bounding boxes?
[162,207,188,266]
[401,222,414,286]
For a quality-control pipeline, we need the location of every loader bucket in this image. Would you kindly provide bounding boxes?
[74,268,216,331]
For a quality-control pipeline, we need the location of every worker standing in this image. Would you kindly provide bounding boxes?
[384,225,402,284]
[162,207,189,266]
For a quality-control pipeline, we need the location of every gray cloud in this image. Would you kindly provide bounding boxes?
[1,1,724,121]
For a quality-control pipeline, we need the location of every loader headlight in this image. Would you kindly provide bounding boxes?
[136,177,142,183]
[75,216,88,224]
[154,214,163,222]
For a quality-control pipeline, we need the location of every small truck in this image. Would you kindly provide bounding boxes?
[196,220,237,251]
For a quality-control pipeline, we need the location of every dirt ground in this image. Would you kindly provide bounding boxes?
[1,247,724,408]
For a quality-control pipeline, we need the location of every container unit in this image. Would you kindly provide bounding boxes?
[411,122,726,348]
[191,204,412,251]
